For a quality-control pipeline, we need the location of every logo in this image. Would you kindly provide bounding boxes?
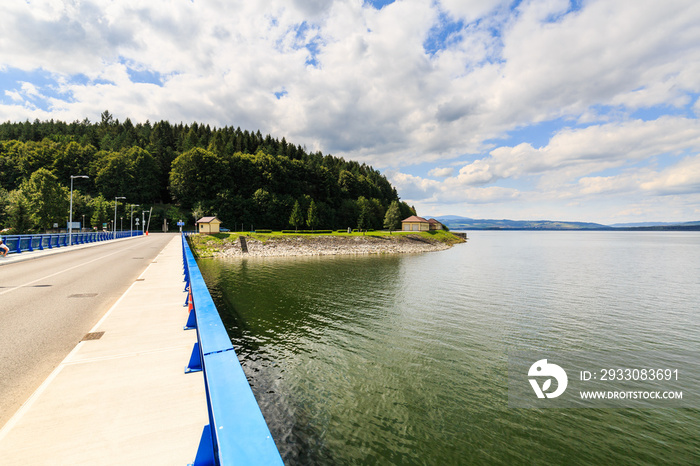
[528,359,568,398]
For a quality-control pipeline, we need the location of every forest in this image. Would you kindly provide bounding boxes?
[0,112,415,234]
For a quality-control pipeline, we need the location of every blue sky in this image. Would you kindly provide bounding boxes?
[1,0,700,224]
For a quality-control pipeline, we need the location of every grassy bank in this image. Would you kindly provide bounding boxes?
[189,229,466,258]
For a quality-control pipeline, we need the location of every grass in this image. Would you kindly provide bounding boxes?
[201,229,464,244]
[189,229,465,257]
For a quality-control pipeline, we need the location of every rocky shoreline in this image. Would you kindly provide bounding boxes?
[191,233,464,258]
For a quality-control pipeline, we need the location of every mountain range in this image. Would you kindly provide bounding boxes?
[434,216,700,231]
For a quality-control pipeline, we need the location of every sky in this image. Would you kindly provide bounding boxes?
[1,0,700,224]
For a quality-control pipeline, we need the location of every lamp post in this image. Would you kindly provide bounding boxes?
[69,175,89,246]
[114,196,126,239]
[130,204,139,237]
[142,210,148,235]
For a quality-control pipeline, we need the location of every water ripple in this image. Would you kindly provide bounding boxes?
[199,231,700,465]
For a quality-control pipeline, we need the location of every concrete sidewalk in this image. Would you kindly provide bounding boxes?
[0,236,209,465]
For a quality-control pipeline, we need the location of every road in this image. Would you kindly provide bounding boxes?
[0,233,178,427]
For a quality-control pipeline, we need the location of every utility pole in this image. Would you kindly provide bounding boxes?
[130,204,139,236]
[114,196,125,239]
[69,175,89,245]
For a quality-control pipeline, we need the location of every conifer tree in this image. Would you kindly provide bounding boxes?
[383,200,401,233]
[307,200,318,231]
[289,200,304,232]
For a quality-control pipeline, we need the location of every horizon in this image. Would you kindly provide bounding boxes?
[1,1,699,224]
[427,214,700,227]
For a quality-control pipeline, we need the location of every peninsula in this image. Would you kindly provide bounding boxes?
[189,231,466,258]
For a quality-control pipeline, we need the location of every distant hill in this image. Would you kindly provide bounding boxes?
[609,221,700,231]
[609,221,700,228]
[435,216,700,231]
[435,216,610,230]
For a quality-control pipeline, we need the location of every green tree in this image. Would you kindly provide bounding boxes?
[169,148,226,209]
[207,131,226,156]
[94,151,134,200]
[91,195,110,230]
[307,199,318,231]
[356,196,371,234]
[398,201,415,221]
[22,168,69,230]
[0,143,23,191]
[289,200,304,232]
[15,140,60,180]
[338,169,358,197]
[6,189,31,233]
[191,202,207,223]
[52,141,93,185]
[70,191,91,229]
[127,147,160,203]
[383,200,401,233]
[0,188,8,228]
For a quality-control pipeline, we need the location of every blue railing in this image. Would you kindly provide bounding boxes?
[181,234,283,466]
[2,231,143,254]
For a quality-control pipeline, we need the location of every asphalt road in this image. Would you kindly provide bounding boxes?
[0,233,178,427]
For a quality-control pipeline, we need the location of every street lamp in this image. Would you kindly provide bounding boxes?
[142,210,148,235]
[114,196,126,239]
[69,175,89,246]
[130,204,140,237]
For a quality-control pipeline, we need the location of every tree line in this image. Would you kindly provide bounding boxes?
[0,113,415,233]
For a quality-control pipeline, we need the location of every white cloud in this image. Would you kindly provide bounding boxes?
[1,0,699,223]
[439,185,521,205]
[428,167,454,177]
[390,169,521,206]
[575,154,700,199]
[451,117,700,190]
[578,175,638,196]
[440,0,506,23]
[19,82,41,98]
[640,155,700,195]
[493,0,700,125]
[1,0,698,162]
[388,171,441,202]
[4,90,22,102]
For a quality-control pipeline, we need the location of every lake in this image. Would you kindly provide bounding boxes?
[197,231,700,465]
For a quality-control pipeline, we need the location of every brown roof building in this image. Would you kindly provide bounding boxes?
[427,218,443,230]
[195,216,222,234]
[401,216,430,232]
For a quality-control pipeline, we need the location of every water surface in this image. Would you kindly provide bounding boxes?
[198,231,700,465]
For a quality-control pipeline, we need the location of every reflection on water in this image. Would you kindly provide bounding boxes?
[198,231,700,465]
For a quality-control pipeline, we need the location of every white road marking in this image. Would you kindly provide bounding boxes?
[0,244,141,297]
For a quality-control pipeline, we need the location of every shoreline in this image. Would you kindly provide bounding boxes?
[190,232,465,258]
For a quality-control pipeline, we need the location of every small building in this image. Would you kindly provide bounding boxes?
[401,215,430,232]
[428,218,443,231]
[195,216,222,234]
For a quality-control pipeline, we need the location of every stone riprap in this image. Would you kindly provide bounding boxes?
[194,234,459,258]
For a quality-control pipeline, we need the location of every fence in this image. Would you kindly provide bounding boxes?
[1,231,143,254]
[181,233,283,466]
